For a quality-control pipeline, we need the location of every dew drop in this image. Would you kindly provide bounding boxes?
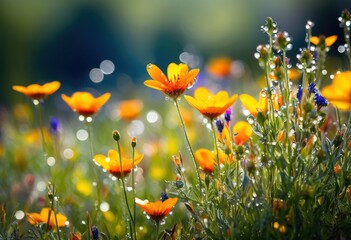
[15,210,25,220]
[260,89,268,98]
[247,116,255,125]
[47,156,55,167]
[338,45,346,53]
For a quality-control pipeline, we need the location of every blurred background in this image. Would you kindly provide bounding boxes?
[0,0,350,106]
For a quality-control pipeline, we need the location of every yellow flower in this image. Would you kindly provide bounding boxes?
[206,57,232,78]
[321,71,351,110]
[135,197,178,223]
[195,148,227,173]
[61,92,111,117]
[144,63,199,99]
[26,208,67,228]
[310,35,337,47]
[184,87,238,120]
[117,99,143,120]
[240,92,282,117]
[233,121,252,145]
[93,149,143,178]
[239,93,268,117]
[12,81,60,100]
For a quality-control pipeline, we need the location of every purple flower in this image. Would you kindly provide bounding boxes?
[314,93,328,110]
[91,226,99,240]
[224,108,232,123]
[49,117,60,135]
[308,82,317,94]
[215,119,224,133]
[160,192,169,202]
[297,85,303,102]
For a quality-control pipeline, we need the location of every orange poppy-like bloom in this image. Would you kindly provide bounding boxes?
[269,68,301,81]
[240,92,282,117]
[26,208,67,228]
[12,81,61,100]
[233,121,253,145]
[195,148,227,173]
[185,87,238,120]
[117,99,143,120]
[144,63,199,99]
[135,197,178,223]
[93,149,143,178]
[206,57,232,78]
[321,71,351,110]
[61,92,111,117]
[310,35,337,47]
[70,232,82,240]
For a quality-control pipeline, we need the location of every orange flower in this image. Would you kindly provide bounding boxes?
[93,149,143,178]
[233,121,252,145]
[26,208,67,228]
[12,81,60,100]
[206,57,232,78]
[195,148,226,173]
[61,92,111,117]
[70,232,82,240]
[310,35,337,47]
[135,197,178,223]
[184,87,238,120]
[334,162,341,175]
[117,99,143,120]
[144,63,199,99]
[321,71,351,110]
[269,68,301,81]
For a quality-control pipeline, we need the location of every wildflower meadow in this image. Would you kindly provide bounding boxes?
[1,7,351,240]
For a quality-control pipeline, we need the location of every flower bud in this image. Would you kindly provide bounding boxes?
[346,186,351,201]
[112,130,120,141]
[91,226,99,240]
[334,162,341,175]
[160,192,169,202]
[131,137,137,148]
[274,31,292,51]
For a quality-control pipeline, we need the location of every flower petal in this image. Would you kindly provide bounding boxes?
[147,64,167,83]
[325,35,338,47]
[240,94,258,117]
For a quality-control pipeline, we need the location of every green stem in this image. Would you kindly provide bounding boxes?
[116,140,135,239]
[47,185,61,240]
[35,101,47,158]
[211,121,221,177]
[131,145,137,240]
[282,51,292,162]
[316,49,326,88]
[264,62,276,128]
[335,107,342,131]
[174,99,202,194]
[155,221,160,240]
[85,120,94,159]
[85,120,102,223]
[343,22,351,69]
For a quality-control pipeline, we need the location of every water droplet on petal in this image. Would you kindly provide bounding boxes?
[260,89,268,98]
